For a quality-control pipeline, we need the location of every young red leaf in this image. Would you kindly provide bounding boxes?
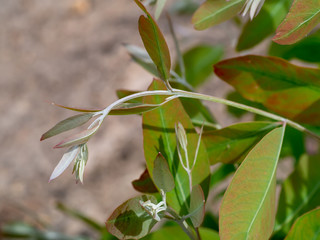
[134,0,171,80]
[192,0,245,30]
[273,0,320,45]
[132,168,158,193]
[51,102,102,112]
[106,195,158,239]
[152,153,175,193]
[219,126,285,240]
[41,113,94,141]
[214,55,320,125]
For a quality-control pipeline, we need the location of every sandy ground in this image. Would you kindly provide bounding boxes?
[0,0,267,238]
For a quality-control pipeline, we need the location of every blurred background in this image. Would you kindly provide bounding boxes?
[0,0,271,238]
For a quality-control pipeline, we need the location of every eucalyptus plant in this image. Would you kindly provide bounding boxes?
[41,0,320,239]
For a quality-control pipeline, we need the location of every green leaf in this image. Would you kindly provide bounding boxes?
[273,154,320,238]
[192,0,245,30]
[41,113,94,141]
[284,208,320,240]
[219,126,285,240]
[142,79,210,214]
[236,0,291,51]
[124,44,160,78]
[135,0,171,80]
[106,195,158,240]
[269,30,320,63]
[153,153,175,192]
[214,55,320,125]
[189,185,205,228]
[273,0,320,45]
[174,45,223,88]
[54,125,99,148]
[142,226,220,240]
[203,121,280,165]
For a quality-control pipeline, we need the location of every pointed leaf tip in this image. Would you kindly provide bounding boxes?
[49,145,80,182]
[153,153,175,192]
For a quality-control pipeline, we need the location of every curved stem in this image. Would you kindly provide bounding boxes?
[172,89,320,140]
[100,88,320,140]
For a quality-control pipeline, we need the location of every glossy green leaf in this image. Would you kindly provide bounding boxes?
[142,226,220,240]
[153,153,175,192]
[54,125,99,148]
[236,0,291,51]
[285,208,320,240]
[41,113,94,141]
[142,79,210,214]
[124,44,160,78]
[174,45,223,88]
[192,0,245,30]
[219,126,285,240]
[132,168,158,193]
[273,154,320,238]
[214,55,320,125]
[273,0,320,45]
[135,0,171,80]
[106,195,158,240]
[269,30,320,63]
[189,185,205,228]
[203,121,280,165]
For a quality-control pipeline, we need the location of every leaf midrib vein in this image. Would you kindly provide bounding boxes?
[195,0,244,26]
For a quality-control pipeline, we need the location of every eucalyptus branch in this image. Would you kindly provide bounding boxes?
[98,88,319,141]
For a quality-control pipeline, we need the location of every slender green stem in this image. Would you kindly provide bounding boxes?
[166,207,197,240]
[100,88,320,140]
[167,13,186,80]
[172,89,320,140]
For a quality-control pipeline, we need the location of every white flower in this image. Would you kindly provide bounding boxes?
[140,190,167,221]
[242,0,265,20]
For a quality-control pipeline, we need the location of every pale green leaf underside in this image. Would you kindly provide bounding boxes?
[220,126,285,240]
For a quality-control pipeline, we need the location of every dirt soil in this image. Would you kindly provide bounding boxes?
[0,0,267,238]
